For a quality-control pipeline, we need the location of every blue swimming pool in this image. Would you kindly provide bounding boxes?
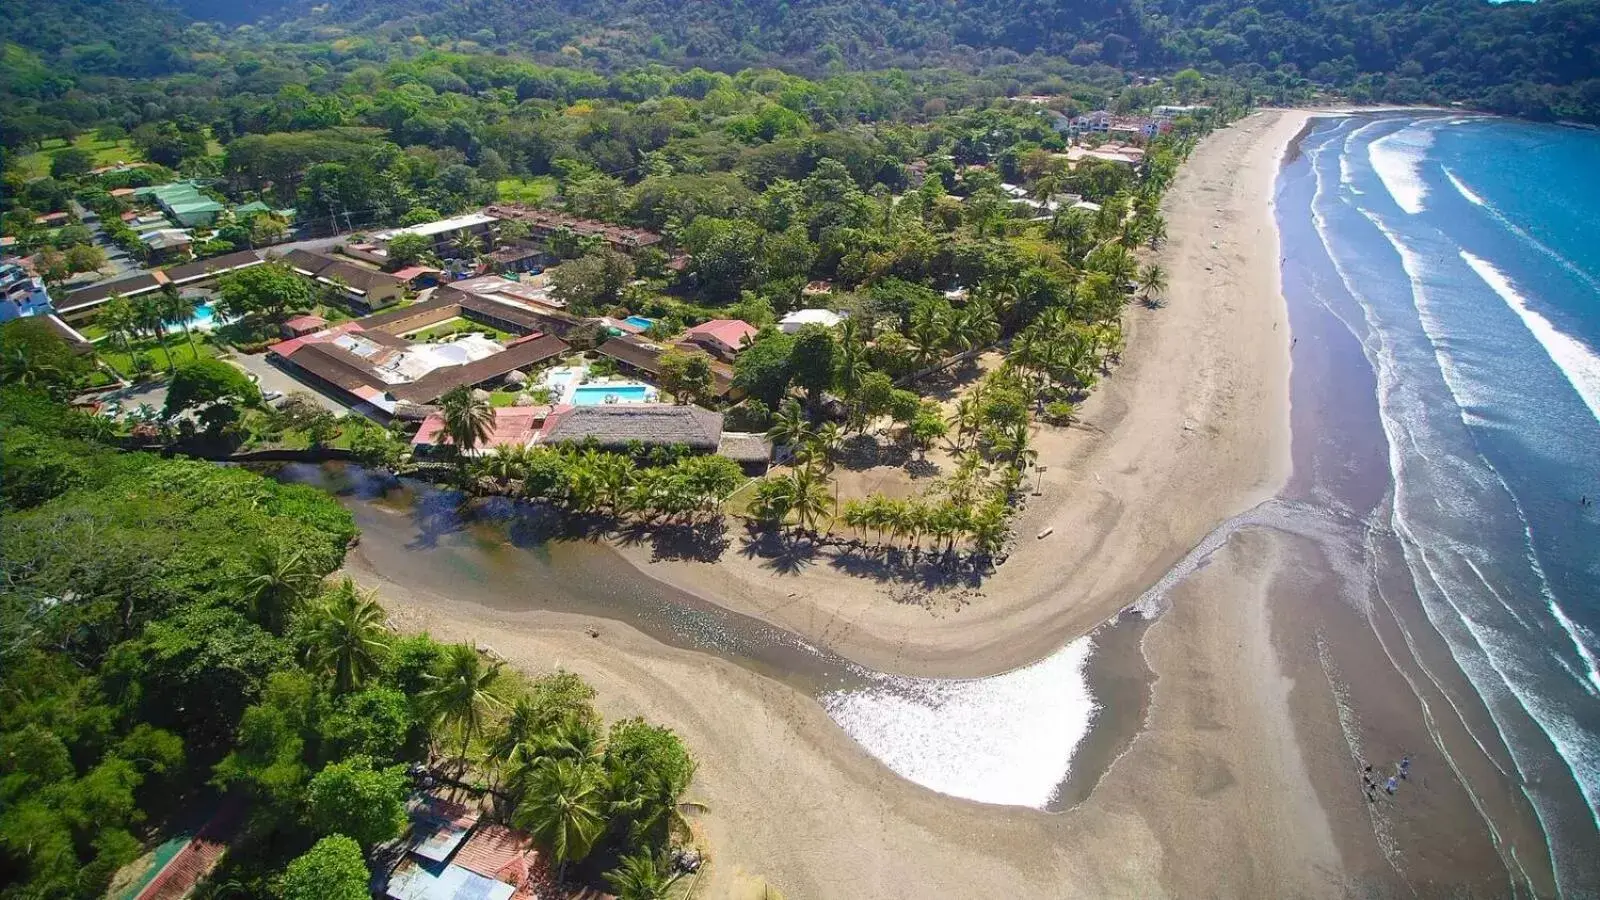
[624,315,655,330]
[571,384,653,405]
[164,301,217,334]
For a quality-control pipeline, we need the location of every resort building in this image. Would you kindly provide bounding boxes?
[1153,104,1212,121]
[412,405,553,455]
[371,212,499,256]
[133,182,225,228]
[538,403,725,452]
[278,249,407,310]
[595,333,737,398]
[140,228,194,263]
[55,250,263,322]
[268,286,573,416]
[678,318,758,361]
[778,308,846,333]
[483,205,664,255]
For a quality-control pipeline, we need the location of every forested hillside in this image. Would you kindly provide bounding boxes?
[245,0,1596,121]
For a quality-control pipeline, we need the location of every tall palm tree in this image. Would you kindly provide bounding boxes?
[513,757,606,884]
[243,544,319,635]
[301,577,389,694]
[132,294,176,371]
[764,400,813,453]
[158,284,199,357]
[438,385,496,477]
[787,467,833,535]
[422,643,504,766]
[99,295,137,357]
[605,851,684,900]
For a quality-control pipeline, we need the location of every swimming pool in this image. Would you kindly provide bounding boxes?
[162,301,218,334]
[571,384,654,405]
[624,315,655,330]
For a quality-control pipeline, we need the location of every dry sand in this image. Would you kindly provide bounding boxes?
[342,110,1445,898]
[618,111,1309,678]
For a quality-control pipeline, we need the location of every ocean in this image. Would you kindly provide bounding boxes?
[1279,112,1600,893]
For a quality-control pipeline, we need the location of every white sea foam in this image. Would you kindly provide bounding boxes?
[1369,126,1435,214]
[1460,250,1600,425]
[823,635,1098,808]
[1443,167,1487,206]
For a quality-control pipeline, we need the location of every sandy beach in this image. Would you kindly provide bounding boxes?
[338,109,1487,898]
[614,111,1308,678]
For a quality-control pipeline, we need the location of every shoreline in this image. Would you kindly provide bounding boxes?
[338,110,1379,898]
[608,109,1310,679]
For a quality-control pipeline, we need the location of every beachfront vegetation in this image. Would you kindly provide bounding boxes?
[0,378,701,898]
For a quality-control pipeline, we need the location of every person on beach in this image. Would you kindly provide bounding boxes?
[1385,775,1399,794]
[1399,755,1411,779]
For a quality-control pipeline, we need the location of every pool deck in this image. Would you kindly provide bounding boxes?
[539,364,657,405]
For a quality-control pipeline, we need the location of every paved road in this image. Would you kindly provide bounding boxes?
[227,350,351,415]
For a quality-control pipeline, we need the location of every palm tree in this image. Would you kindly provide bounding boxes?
[422,643,504,767]
[243,544,319,634]
[605,851,684,900]
[907,302,948,368]
[513,758,606,884]
[764,400,813,454]
[158,284,200,357]
[99,295,137,357]
[132,294,176,371]
[301,578,389,694]
[1138,263,1168,307]
[438,385,496,478]
[1145,216,1168,250]
[788,467,833,535]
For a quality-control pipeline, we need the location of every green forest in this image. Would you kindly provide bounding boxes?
[2,0,1597,134]
[0,349,696,898]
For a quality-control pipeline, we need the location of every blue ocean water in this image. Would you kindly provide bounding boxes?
[1282,113,1600,891]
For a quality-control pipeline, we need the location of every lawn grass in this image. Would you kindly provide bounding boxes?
[15,135,142,181]
[489,390,521,408]
[410,319,515,342]
[97,333,219,379]
[495,175,558,205]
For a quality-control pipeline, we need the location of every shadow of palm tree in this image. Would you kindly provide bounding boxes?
[738,529,820,575]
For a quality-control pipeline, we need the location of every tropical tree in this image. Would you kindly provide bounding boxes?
[99,295,137,356]
[605,851,684,900]
[244,543,319,634]
[158,284,199,357]
[301,578,390,694]
[438,385,496,478]
[422,643,504,765]
[513,757,606,883]
[764,399,813,453]
[1138,263,1168,306]
[787,466,833,534]
[131,294,176,371]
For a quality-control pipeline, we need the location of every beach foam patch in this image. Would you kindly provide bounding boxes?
[1461,250,1600,425]
[1369,127,1434,214]
[1443,167,1487,207]
[823,636,1099,808]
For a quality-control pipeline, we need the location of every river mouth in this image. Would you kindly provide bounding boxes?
[273,461,1154,812]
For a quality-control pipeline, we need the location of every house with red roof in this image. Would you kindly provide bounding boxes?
[678,318,757,361]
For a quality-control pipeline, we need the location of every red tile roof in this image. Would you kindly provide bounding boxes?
[413,405,552,449]
[683,318,757,352]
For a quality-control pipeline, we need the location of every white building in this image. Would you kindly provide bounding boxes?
[0,263,52,322]
[778,308,846,333]
[1153,105,1212,121]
